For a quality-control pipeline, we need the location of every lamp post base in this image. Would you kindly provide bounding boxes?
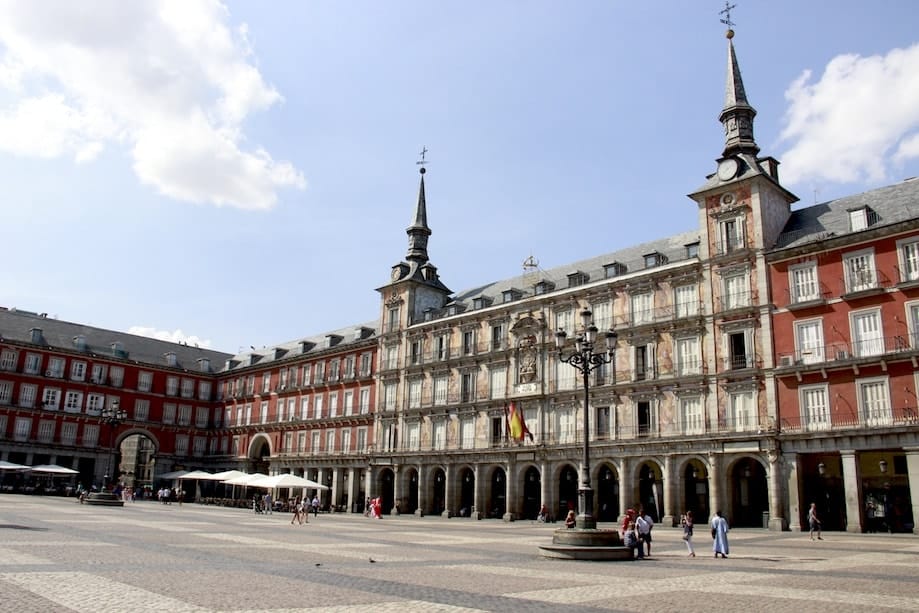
[538,527,631,560]
[84,492,125,507]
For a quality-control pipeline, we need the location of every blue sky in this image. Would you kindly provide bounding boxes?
[1,1,918,353]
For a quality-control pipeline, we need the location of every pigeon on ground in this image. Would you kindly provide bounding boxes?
[369,558,376,563]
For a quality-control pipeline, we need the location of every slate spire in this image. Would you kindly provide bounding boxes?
[719,28,759,158]
[405,166,431,265]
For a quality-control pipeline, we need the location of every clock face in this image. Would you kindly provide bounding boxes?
[717,158,739,181]
[391,268,401,281]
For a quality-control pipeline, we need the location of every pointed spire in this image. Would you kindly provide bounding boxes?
[405,166,431,264]
[719,28,759,158]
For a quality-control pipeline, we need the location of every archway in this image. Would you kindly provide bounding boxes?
[682,459,709,521]
[432,468,446,514]
[248,436,271,475]
[558,464,578,519]
[379,468,395,514]
[489,468,506,518]
[730,457,768,527]
[114,431,158,498]
[638,462,661,521]
[596,463,619,522]
[459,468,475,516]
[522,466,541,520]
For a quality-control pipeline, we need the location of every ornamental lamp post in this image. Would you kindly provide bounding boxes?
[101,400,128,491]
[555,308,618,530]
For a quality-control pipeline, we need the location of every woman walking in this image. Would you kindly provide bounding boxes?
[681,510,696,557]
[808,502,823,540]
[711,509,729,558]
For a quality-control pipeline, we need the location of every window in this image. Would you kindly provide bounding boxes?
[326,430,335,453]
[461,418,475,449]
[491,324,504,350]
[387,306,400,333]
[356,427,367,452]
[0,381,11,403]
[726,329,753,369]
[595,406,610,439]
[556,309,574,335]
[343,391,354,416]
[341,430,351,453]
[262,373,271,394]
[557,407,576,444]
[178,405,192,426]
[431,334,447,361]
[86,393,104,415]
[723,274,749,309]
[14,416,32,441]
[302,364,312,385]
[109,366,124,387]
[489,366,506,399]
[406,423,420,451]
[47,357,64,378]
[844,250,877,293]
[297,431,306,452]
[851,309,884,357]
[718,217,744,254]
[383,383,396,411]
[433,421,446,450]
[795,319,825,364]
[311,431,320,453]
[257,401,267,423]
[730,391,755,431]
[800,385,830,431]
[848,207,872,231]
[858,377,892,426]
[193,436,206,456]
[0,349,16,371]
[287,398,296,421]
[162,404,176,424]
[433,375,448,406]
[134,399,150,421]
[686,242,700,258]
[462,330,476,355]
[175,435,189,456]
[633,343,656,381]
[70,361,86,381]
[329,360,340,382]
[181,378,195,398]
[674,285,698,318]
[384,345,398,370]
[408,380,422,408]
[557,361,576,390]
[24,353,41,374]
[18,384,37,408]
[42,388,60,410]
[198,381,211,401]
[680,396,704,435]
[908,302,919,348]
[360,353,372,376]
[899,238,919,282]
[165,376,179,396]
[64,391,83,413]
[461,372,475,402]
[37,420,54,442]
[675,337,700,376]
[138,371,153,392]
[83,424,99,447]
[790,262,819,303]
[90,363,106,384]
[410,340,422,365]
[61,422,77,445]
[359,388,370,414]
[630,293,653,325]
[329,392,339,417]
[636,400,655,437]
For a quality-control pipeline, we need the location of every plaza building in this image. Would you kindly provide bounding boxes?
[0,28,917,532]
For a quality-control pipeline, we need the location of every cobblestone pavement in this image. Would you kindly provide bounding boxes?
[1,495,917,613]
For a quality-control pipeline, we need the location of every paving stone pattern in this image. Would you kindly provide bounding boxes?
[0,496,917,612]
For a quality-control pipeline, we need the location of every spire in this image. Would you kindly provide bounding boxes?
[405,165,431,265]
[719,27,759,158]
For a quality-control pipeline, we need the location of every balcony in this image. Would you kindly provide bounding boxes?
[785,283,831,310]
[713,236,748,257]
[776,334,916,369]
[716,291,753,313]
[841,269,892,300]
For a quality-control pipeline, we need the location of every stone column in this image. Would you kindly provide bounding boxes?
[415,467,426,517]
[707,452,722,520]
[905,448,919,535]
[472,464,483,520]
[346,467,358,513]
[618,457,630,521]
[539,460,551,519]
[503,460,516,522]
[329,468,341,511]
[662,454,676,527]
[784,452,802,531]
[442,464,454,518]
[392,465,402,515]
[766,449,787,530]
[840,450,863,533]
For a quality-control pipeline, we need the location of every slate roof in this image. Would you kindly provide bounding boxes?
[773,177,919,250]
[0,307,231,372]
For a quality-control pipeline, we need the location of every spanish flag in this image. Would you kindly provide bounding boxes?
[506,401,533,442]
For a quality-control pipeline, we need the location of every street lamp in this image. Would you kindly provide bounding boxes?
[555,308,618,530]
[101,400,128,491]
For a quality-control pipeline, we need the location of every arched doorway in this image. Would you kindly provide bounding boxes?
[683,460,709,521]
[558,465,578,518]
[596,464,619,522]
[432,468,446,514]
[115,432,157,498]
[638,463,661,521]
[459,468,475,516]
[730,458,768,527]
[379,468,395,514]
[489,469,506,518]
[522,466,541,520]
[249,437,270,475]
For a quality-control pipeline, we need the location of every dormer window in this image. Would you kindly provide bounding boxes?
[326,334,342,348]
[502,288,522,303]
[164,352,177,367]
[848,206,878,232]
[567,271,589,288]
[644,252,667,268]
[604,262,627,279]
[72,335,87,351]
[534,280,556,295]
[111,341,126,358]
[197,358,210,373]
[685,242,700,258]
[472,296,493,310]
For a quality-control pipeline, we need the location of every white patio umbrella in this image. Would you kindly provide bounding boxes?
[0,460,29,471]
[157,470,190,480]
[178,470,214,480]
[222,473,269,487]
[204,470,246,481]
[28,464,79,475]
[259,473,329,490]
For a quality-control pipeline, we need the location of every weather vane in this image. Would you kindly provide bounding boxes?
[719,2,736,29]
[417,146,429,167]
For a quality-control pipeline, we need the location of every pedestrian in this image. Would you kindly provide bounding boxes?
[620,508,636,537]
[808,502,823,540]
[291,497,304,525]
[623,520,643,560]
[264,492,273,515]
[565,510,576,529]
[681,510,696,557]
[636,509,654,557]
[711,509,729,558]
[311,495,319,518]
[364,496,371,517]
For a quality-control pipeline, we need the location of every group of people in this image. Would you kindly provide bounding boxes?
[620,506,730,560]
[157,486,183,505]
[289,495,321,525]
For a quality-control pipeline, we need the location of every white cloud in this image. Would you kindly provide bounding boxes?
[0,0,304,209]
[128,325,212,349]
[778,43,919,187]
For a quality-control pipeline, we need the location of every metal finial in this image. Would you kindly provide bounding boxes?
[719,2,736,31]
